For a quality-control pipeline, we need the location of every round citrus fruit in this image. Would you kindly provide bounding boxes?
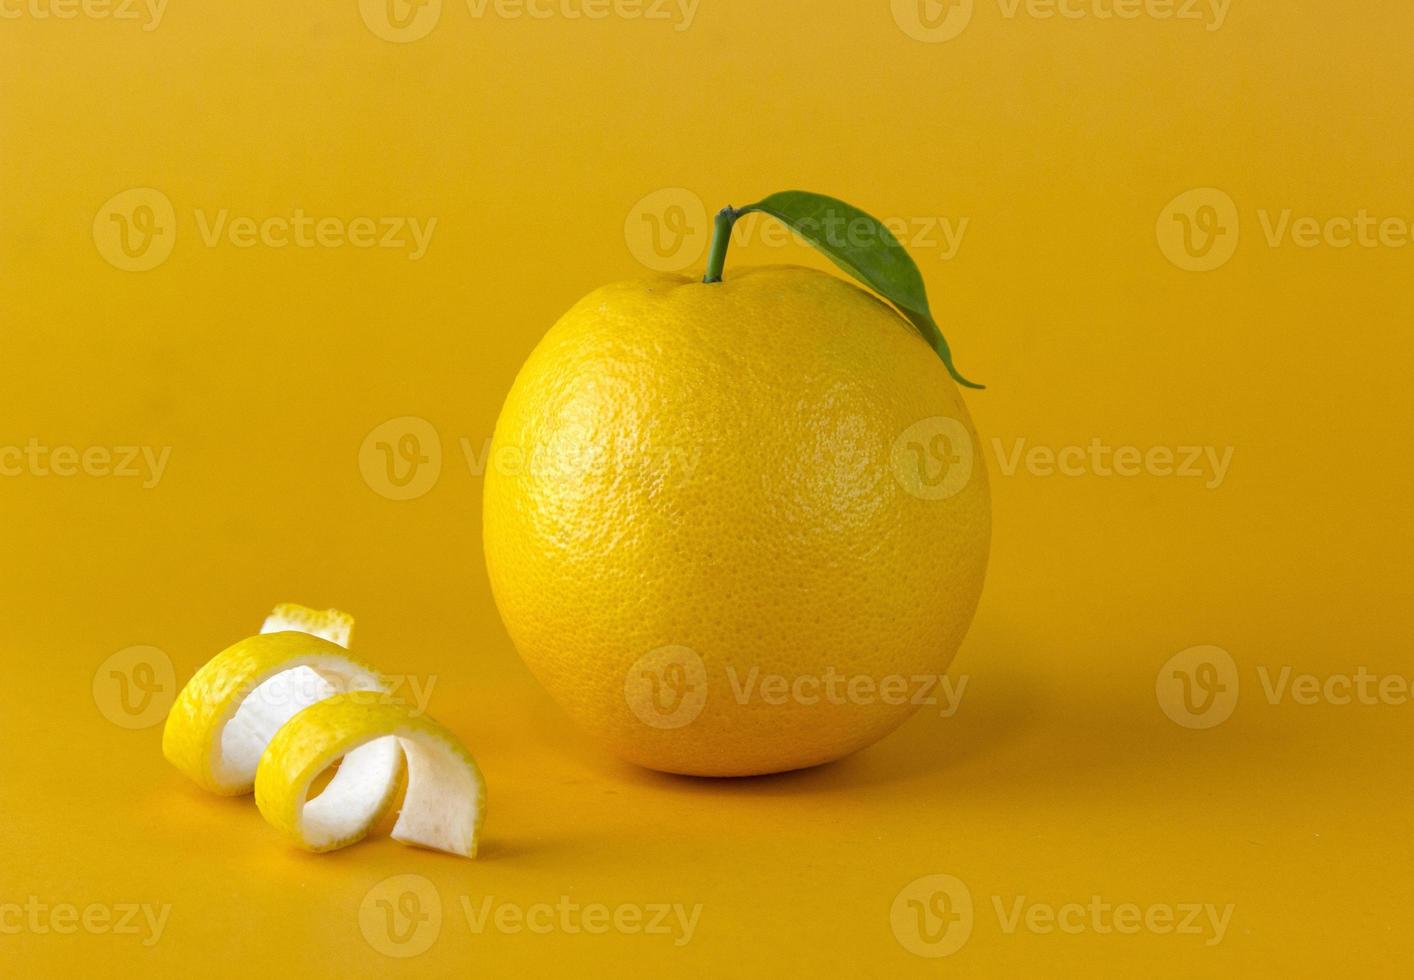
[483,264,989,776]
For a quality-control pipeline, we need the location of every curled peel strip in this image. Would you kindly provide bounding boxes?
[162,604,486,858]
[255,693,487,857]
[162,629,391,795]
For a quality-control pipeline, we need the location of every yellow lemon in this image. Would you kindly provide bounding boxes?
[483,265,989,776]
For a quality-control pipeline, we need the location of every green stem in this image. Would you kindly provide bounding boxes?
[702,206,742,283]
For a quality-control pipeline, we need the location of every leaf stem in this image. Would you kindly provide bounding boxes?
[702,206,742,284]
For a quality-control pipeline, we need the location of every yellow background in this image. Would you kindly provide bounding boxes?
[2,0,1411,975]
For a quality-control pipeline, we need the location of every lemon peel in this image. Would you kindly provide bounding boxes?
[255,693,487,857]
[162,627,392,795]
[164,604,487,859]
[261,603,355,648]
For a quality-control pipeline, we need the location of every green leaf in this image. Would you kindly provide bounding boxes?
[738,190,982,389]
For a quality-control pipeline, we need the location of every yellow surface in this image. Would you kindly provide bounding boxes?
[484,266,989,776]
[1,1,1411,976]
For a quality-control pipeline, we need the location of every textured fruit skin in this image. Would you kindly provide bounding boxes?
[483,265,990,776]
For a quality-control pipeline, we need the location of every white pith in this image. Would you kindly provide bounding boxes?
[301,736,402,844]
[215,658,385,787]
[297,730,482,857]
[389,733,482,857]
